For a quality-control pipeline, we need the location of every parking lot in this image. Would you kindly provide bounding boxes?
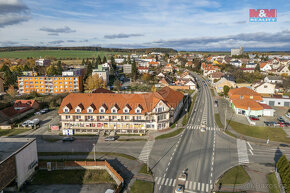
[19,109,60,136]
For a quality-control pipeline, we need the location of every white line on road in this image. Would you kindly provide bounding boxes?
[211,172,213,177]
[165,178,169,186]
[189,181,192,189]
[201,183,205,192]
[169,178,173,186]
[206,184,209,192]
[161,177,165,185]
[185,181,189,189]
[165,167,168,171]
[249,149,254,155]
[193,182,196,190]
[157,177,161,184]
[247,141,253,150]
[197,182,200,191]
[163,173,166,177]
[173,179,176,186]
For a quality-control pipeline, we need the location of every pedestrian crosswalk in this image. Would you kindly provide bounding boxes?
[155,176,213,192]
[237,139,249,164]
[138,140,155,163]
[187,125,220,131]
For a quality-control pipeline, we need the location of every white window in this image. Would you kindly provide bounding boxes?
[64,108,69,113]
[88,108,93,113]
[100,108,105,113]
[76,109,81,113]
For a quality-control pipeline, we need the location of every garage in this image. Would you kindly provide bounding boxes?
[260,103,275,117]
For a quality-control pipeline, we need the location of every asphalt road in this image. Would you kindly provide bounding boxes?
[151,74,239,193]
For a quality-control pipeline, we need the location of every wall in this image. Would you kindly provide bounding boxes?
[8,109,35,124]
[15,140,38,188]
[263,98,290,107]
[0,156,17,191]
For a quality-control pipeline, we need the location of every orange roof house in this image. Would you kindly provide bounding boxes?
[228,87,262,102]
[232,99,264,111]
[58,87,184,115]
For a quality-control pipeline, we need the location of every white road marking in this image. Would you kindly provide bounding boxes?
[169,178,173,186]
[237,139,249,164]
[193,182,196,190]
[206,184,209,192]
[160,177,165,185]
[247,141,253,150]
[201,183,204,191]
[173,179,176,186]
[249,149,254,155]
[197,182,200,191]
[157,177,161,184]
[185,181,189,189]
[165,178,169,186]
[189,181,193,189]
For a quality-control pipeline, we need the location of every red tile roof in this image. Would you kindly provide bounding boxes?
[232,99,264,110]
[228,87,262,101]
[58,87,184,115]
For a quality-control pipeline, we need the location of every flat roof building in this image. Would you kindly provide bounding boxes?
[0,138,38,191]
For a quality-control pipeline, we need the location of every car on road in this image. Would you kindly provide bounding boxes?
[286,113,290,119]
[104,136,118,141]
[28,118,40,127]
[34,111,41,115]
[249,116,259,121]
[62,137,75,142]
[22,120,31,127]
[200,124,206,132]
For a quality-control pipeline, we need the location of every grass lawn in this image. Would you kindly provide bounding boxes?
[32,169,116,185]
[130,180,154,193]
[38,152,136,160]
[267,173,281,193]
[138,163,153,176]
[0,129,28,136]
[0,50,128,59]
[218,165,251,185]
[215,113,224,129]
[228,120,290,143]
[155,128,184,140]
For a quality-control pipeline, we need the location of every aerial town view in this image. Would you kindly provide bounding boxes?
[0,0,290,193]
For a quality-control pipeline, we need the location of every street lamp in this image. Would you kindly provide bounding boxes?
[93,143,96,161]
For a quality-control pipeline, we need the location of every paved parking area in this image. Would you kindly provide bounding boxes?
[21,184,115,193]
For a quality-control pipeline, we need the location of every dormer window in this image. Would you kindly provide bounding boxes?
[76,108,81,113]
[111,104,119,113]
[135,105,142,114]
[250,96,253,99]
[99,108,105,113]
[64,108,69,113]
[88,108,93,113]
[240,95,244,99]
[123,104,131,113]
[136,109,141,114]
[124,109,129,113]
[112,108,117,113]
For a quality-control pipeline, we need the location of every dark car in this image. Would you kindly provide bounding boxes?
[40,108,49,114]
[249,116,259,121]
[104,136,118,141]
[62,137,75,142]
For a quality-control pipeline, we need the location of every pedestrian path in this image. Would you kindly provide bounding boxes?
[138,140,155,163]
[237,139,249,164]
[155,176,213,192]
[187,125,220,131]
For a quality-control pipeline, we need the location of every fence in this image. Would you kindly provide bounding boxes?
[39,160,123,193]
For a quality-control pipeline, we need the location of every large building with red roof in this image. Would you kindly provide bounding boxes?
[58,87,185,134]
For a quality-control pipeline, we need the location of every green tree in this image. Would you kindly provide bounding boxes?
[127,55,131,64]
[102,56,107,64]
[255,63,260,72]
[110,56,116,70]
[223,85,230,96]
[86,61,93,77]
[113,79,121,91]
[7,85,16,98]
[85,74,106,91]
[131,59,137,81]
[0,64,16,86]
[46,65,57,76]
[81,58,85,65]
[23,64,30,71]
[56,61,63,75]
[96,55,102,65]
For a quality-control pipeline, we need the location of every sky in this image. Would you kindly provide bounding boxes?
[0,0,290,51]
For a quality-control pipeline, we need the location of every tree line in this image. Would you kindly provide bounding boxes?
[277,154,290,193]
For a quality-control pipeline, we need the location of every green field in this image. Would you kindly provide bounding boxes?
[0,50,128,59]
[130,180,154,193]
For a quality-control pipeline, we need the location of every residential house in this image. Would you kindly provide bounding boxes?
[92,66,109,85]
[264,76,283,84]
[159,77,172,87]
[101,63,111,71]
[230,60,242,67]
[58,87,184,134]
[240,68,255,73]
[246,62,257,69]
[35,58,50,66]
[185,80,196,90]
[213,78,236,93]
[260,62,272,72]
[149,61,160,67]
[157,73,165,79]
[252,82,276,95]
[138,67,149,74]
[163,64,174,73]
[202,64,221,76]
[208,72,224,83]
[123,64,132,74]
[275,65,290,76]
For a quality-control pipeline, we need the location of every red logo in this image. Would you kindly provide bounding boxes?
[249,9,277,22]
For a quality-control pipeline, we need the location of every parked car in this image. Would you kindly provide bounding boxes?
[104,136,118,141]
[28,118,40,127]
[40,108,49,114]
[34,111,41,115]
[21,120,31,127]
[249,116,259,121]
[278,117,284,122]
[286,113,290,119]
[62,137,75,142]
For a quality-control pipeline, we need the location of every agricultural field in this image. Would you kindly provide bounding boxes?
[0,50,129,59]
